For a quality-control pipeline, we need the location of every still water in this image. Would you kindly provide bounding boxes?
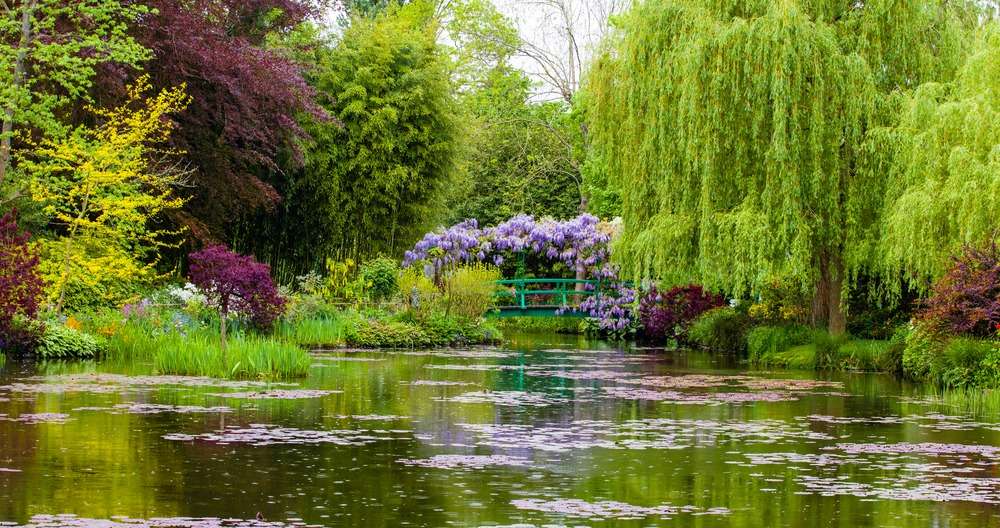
[2,332,1000,527]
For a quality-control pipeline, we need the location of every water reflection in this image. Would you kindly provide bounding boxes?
[1,332,999,527]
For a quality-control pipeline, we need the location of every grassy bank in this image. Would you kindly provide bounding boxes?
[689,307,1000,388]
[492,316,582,334]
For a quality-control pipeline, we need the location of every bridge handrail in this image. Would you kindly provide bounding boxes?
[494,278,602,310]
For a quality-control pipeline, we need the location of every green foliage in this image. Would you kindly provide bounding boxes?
[747,325,813,365]
[345,309,501,348]
[397,267,441,318]
[902,322,945,382]
[35,322,102,359]
[274,2,461,267]
[872,26,1000,294]
[688,307,750,354]
[493,317,582,334]
[360,257,400,302]
[323,259,365,304]
[152,333,310,380]
[0,0,151,184]
[274,317,350,347]
[835,340,899,372]
[441,264,501,320]
[346,319,430,348]
[586,0,975,328]
[937,338,1000,389]
[103,321,310,379]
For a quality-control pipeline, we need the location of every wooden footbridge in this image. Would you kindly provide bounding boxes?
[491,278,602,318]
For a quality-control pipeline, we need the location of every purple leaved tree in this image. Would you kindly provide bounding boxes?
[188,245,284,352]
[638,285,726,343]
[0,210,43,351]
[921,243,1000,337]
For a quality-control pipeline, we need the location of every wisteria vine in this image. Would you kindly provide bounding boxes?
[403,214,634,333]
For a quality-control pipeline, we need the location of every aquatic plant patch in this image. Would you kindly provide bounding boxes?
[397,349,518,359]
[3,374,295,395]
[6,515,324,528]
[72,404,232,415]
[457,418,832,453]
[397,454,530,469]
[163,424,407,446]
[796,475,1000,504]
[531,369,636,381]
[404,380,478,387]
[0,413,70,424]
[206,390,341,400]
[829,442,1000,456]
[310,355,386,362]
[330,414,410,421]
[436,391,571,407]
[424,364,531,371]
[601,386,799,404]
[510,498,730,520]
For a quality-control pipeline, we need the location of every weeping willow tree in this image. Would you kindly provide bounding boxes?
[870,25,1000,295]
[587,0,973,333]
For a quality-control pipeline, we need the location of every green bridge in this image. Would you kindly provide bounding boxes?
[491,278,602,318]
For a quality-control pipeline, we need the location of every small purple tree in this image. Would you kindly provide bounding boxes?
[921,243,1000,337]
[0,210,43,351]
[188,245,284,351]
[638,285,726,343]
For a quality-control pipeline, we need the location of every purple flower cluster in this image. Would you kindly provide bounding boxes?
[403,214,613,277]
[578,282,637,334]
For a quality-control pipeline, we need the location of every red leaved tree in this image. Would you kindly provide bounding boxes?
[188,245,285,351]
[921,243,1000,337]
[0,210,44,352]
[101,0,329,241]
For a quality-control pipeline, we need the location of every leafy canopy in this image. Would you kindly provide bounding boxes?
[25,77,189,311]
[274,1,460,266]
[586,0,974,327]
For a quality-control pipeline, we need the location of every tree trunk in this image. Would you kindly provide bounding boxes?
[812,252,847,335]
[0,1,37,186]
[219,310,228,361]
[827,255,847,336]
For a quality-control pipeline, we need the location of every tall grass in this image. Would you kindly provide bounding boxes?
[104,324,310,379]
[153,333,310,379]
[275,317,350,347]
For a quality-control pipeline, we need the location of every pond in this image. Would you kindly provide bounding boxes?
[2,332,1000,527]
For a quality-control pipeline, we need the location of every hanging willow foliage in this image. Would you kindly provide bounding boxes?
[870,26,1000,295]
[586,0,975,331]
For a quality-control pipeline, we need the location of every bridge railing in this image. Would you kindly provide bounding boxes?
[494,278,601,310]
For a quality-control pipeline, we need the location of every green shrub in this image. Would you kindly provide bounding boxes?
[938,338,999,389]
[975,346,1000,388]
[397,267,441,317]
[689,307,750,354]
[35,323,103,359]
[494,317,582,334]
[836,339,896,372]
[747,324,812,365]
[813,331,848,370]
[442,264,501,320]
[346,319,430,348]
[902,322,944,381]
[360,257,400,302]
